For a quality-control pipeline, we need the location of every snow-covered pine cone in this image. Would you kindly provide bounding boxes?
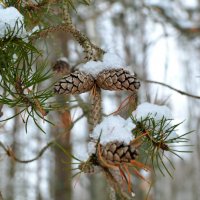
[100,141,139,164]
[96,68,140,91]
[54,71,95,94]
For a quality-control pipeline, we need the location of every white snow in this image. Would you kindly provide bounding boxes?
[132,102,178,139]
[28,25,40,36]
[90,115,135,145]
[132,102,172,121]
[87,141,96,155]
[79,52,126,77]
[0,6,26,38]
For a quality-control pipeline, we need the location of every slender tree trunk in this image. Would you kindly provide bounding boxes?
[53,32,72,200]
[54,118,72,200]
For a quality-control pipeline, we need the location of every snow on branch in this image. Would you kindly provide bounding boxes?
[0,5,26,38]
[132,102,172,121]
[90,115,135,146]
[131,102,178,139]
[79,52,126,77]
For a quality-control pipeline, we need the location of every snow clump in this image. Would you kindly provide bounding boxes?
[79,52,126,77]
[90,115,135,147]
[0,5,26,38]
[132,102,172,121]
[132,102,178,139]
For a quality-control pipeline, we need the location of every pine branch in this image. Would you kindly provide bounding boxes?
[62,10,105,61]
[90,85,102,129]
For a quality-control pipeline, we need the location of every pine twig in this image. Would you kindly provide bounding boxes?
[90,85,102,129]
[62,10,105,61]
[31,9,105,61]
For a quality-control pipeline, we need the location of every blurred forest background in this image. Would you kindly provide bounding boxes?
[0,0,200,200]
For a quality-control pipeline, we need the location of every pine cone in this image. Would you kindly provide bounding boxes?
[54,71,95,94]
[100,141,139,164]
[96,68,140,92]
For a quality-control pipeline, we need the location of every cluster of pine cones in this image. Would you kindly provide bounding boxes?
[54,59,140,170]
[54,68,140,95]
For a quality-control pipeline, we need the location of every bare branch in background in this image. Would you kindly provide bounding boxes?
[0,141,54,164]
[143,79,200,99]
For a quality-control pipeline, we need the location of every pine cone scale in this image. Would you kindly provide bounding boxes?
[114,153,120,162]
[61,82,68,90]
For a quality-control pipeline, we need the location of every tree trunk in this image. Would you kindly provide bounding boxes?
[52,32,72,200]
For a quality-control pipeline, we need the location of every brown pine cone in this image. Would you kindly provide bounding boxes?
[96,68,140,92]
[100,141,139,164]
[54,71,95,95]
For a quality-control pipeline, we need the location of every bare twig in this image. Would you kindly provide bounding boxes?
[0,141,54,163]
[143,79,200,99]
[63,10,105,61]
